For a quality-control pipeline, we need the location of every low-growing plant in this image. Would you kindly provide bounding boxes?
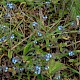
[0,0,80,80]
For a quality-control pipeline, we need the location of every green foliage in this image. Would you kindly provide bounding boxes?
[48,59,65,75]
[23,43,32,55]
[8,50,12,59]
[0,0,80,80]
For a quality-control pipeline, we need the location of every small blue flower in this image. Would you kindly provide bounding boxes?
[56,75,61,79]
[4,13,11,18]
[10,34,14,39]
[5,67,8,72]
[1,25,6,29]
[45,66,49,70]
[3,66,8,72]
[0,36,6,42]
[58,26,63,30]
[48,44,52,47]
[42,15,47,20]
[37,31,42,37]
[19,68,24,71]
[45,53,52,61]
[45,2,50,4]
[71,21,76,26]
[35,66,41,74]
[12,57,21,64]
[7,3,14,9]
[45,1,50,7]
[12,57,18,64]
[32,22,38,26]
[13,66,16,70]
[68,51,74,56]
[76,15,80,20]
[34,40,38,44]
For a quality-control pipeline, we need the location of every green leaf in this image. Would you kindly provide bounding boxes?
[69,59,75,62]
[48,59,65,75]
[15,31,24,38]
[67,67,80,75]
[52,0,60,4]
[23,43,32,55]
[59,9,63,17]
[71,7,77,19]
[23,55,28,61]
[8,50,12,59]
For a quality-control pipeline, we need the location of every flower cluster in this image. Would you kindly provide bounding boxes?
[7,2,15,9]
[35,66,41,74]
[45,53,52,61]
